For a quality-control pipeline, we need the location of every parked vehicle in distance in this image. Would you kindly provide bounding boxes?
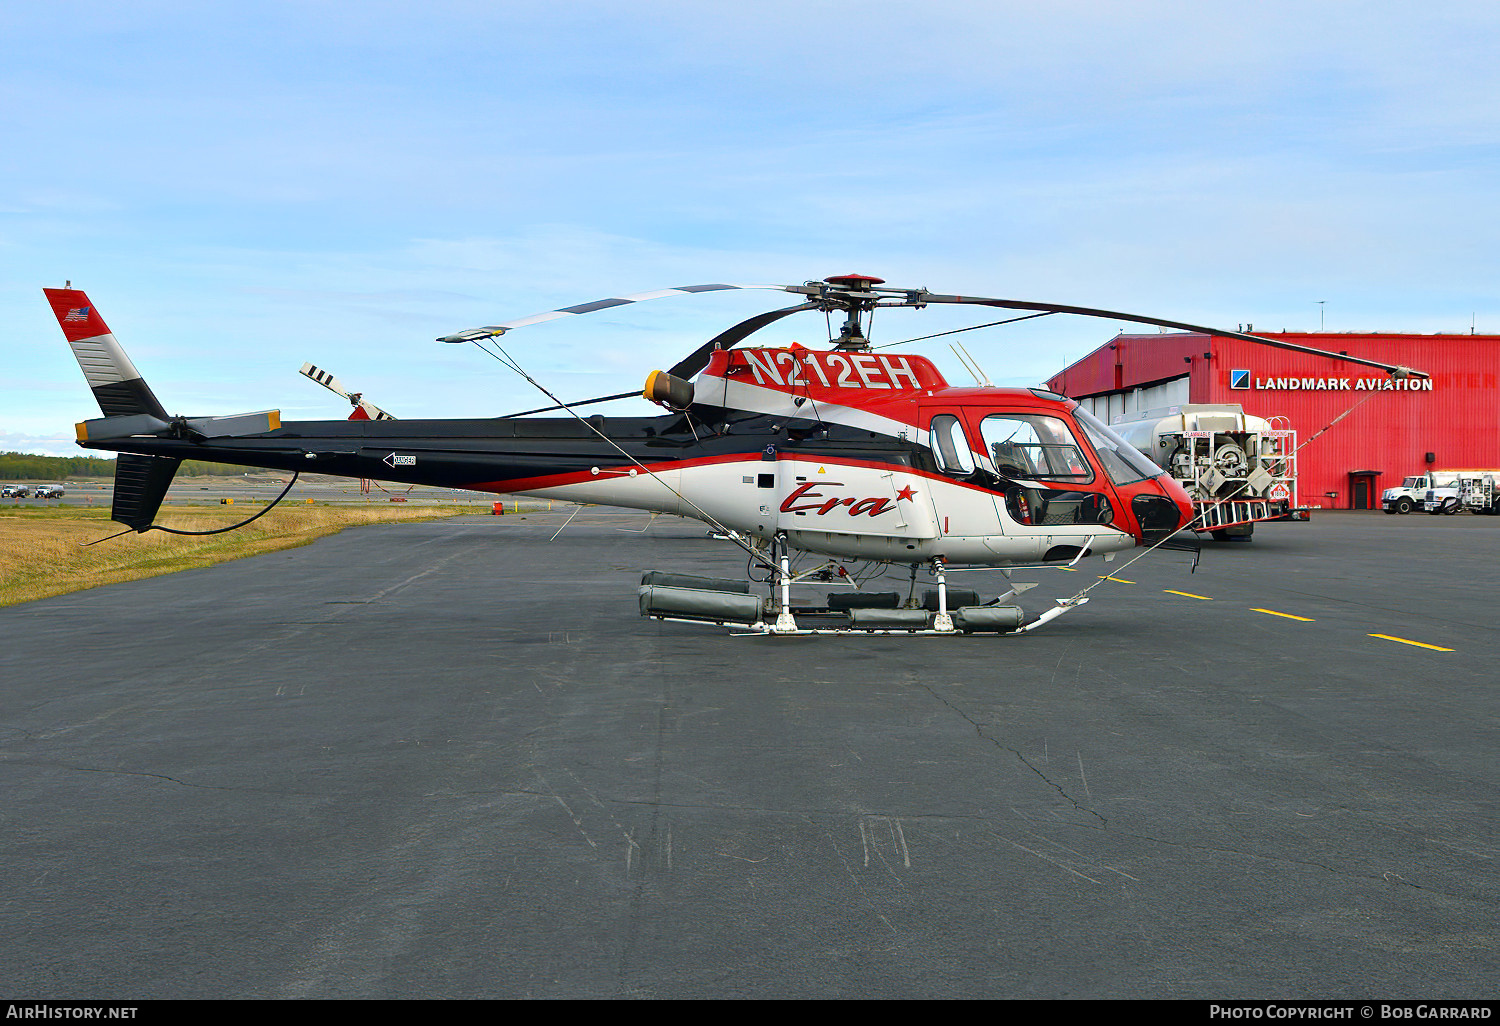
[2,484,30,498]
[33,484,66,499]
[1383,471,1500,514]
[1456,474,1500,515]
[1381,475,1433,514]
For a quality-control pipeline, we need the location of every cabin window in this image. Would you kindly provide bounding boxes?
[979,414,1092,482]
[929,414,976,475]
[1071,407,1162,487]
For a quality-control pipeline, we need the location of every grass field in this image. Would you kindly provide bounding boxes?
[0,503,491,608]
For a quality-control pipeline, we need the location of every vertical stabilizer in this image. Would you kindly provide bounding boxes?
[44,287,169,420]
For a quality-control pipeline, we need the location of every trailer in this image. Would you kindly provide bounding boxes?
[1112,404,1306,542]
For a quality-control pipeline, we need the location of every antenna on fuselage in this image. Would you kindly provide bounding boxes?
[953,340,993,387]
[949,344,984,386]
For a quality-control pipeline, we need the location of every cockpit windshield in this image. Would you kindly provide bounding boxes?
[1071,406,1166,487]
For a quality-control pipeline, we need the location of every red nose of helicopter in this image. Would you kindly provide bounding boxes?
[1130,473,1197,546]
[1162,474,1197,533]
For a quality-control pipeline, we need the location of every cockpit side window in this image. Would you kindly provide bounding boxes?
[978,414,1093,483]
[929,414,976,475]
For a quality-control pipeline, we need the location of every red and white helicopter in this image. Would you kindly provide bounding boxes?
[49,274,1424,635]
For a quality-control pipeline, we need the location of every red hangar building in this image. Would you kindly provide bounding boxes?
[1046,331,1500,510]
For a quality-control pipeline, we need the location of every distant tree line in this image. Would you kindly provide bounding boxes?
[0,452,248,480]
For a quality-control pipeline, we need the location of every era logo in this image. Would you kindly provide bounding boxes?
[779,481,913,517]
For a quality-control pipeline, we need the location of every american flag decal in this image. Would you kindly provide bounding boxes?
[64,306,92,322]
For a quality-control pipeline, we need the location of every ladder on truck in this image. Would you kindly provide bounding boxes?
[1195,497,1282,532]
[1264,420,1300,509]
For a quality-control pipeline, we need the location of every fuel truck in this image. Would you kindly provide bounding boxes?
[1111,404,1305,541]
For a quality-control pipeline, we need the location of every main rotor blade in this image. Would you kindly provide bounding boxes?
[917,294,1429,379]
[668,301,819,379]
[437,284,766,344]
[444,277,1424,395]
[500,302,819,415]
[503,390,638,418]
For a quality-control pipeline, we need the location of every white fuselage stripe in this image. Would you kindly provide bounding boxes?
[514,454,1133,565]
[695,373,927,445]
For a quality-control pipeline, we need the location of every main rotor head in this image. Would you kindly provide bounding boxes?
[786,273,931,351]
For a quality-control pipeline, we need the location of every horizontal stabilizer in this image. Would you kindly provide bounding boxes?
[111,454,182,531]
[76,414,172,442]
[185,410,282,438]
[76,410,281,443]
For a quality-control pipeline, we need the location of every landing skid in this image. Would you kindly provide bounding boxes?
[638,558,1086,636]
[727,595,1090,637]
[643,596,1088,636]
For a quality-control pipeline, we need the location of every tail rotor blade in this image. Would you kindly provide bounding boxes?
[300,363,396,420]
[352,399,396,421]
[300,363,352,399]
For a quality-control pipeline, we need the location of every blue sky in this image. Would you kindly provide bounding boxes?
[5,1,1500,455]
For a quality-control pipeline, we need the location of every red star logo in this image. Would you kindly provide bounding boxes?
[896,485,917,502]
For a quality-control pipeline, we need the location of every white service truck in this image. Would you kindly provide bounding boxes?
[1383,471,1500,514]
[1112,404,1305,542]
[1381,475,1426,514]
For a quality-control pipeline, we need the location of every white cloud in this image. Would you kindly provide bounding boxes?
[0,431,88,459]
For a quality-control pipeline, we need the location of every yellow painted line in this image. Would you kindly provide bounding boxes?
[1369,634,1454,652]
[1164,590,1212,600]
[1252,608,1315,621]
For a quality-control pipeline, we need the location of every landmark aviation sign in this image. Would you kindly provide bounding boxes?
[1229,369,1434,392]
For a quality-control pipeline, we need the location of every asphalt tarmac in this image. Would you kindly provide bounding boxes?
[1,511,1494,999]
